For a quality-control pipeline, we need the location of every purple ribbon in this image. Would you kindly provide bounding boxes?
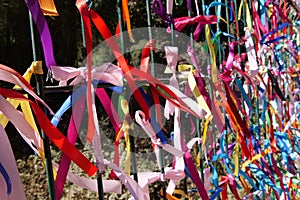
[193,23,205,41]
[24,0,56,68]
[186,0,192,12]
[152,0,172,26]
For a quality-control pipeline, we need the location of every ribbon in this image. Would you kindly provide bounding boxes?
[76,0,95,143]
[166,15,218,33]
[0,88,98,176]
[0,62,42,142]
[24,0,56,69]
[135,110,184,157]
[0,64,53,112]
[122,0,134,42]
[164,45,186,196]
[114,99,134,175]
[237,0,252,30]
[140,39,155,74]
[51,63,123,86]
[115,0,135,42]
[152,0,172,26]
[0,162,11,196]
[166,0,173,15]
[37,0,58,16]
[0,125,26,200]
[49,87,123,197]
[164,46,179,118]
[53,93,86,199]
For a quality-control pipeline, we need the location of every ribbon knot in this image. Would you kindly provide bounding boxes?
[51,62,123,86]
[79,67,87,81]
[31,61,44,75]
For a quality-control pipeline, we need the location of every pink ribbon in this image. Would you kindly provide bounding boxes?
[51,63,123,86]
[0,95,42,155]
[135,110,184,157]
[164,46,186,195]
[54,95,86,199]
[245,28,259,79]
[166,0,173,15]
[0,125,26,200]
[167,15,218,32]
[0,64,53,114]
[164,46,178,119]
[137,169,185,193]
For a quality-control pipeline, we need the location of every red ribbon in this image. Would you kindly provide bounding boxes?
[76,0,95,142]
[0,88,98,176]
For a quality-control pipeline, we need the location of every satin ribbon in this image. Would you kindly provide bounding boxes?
[114,99,134,175]
[135,110,184,157]
[52,162,122,193]
[245,28,259,79]
[49,87,123,197]
[237,0,252,30]
[135,109,209,199]
[24,0,56,69]
[87,4,207,123]
[115,0,134,42]
[166,0,173,15]
[122,0,134,42]
[137,169,185,196]
[0,88,97,176]
[166,15,218,33]
[140,39,155,74]
[164,46,179,119]
[163,46,185,196]
[37,0,58,16]
[53,93,86,199]
[186,48,225,133]
[177,63,213,148]
[152,0,172,26]
[51,63,123,86]
[0,162,11,196]
[0,125,26,200]
[0,64,53,112]
[0,62,42,146]
[76,0,95,143]
[87,7,152,122]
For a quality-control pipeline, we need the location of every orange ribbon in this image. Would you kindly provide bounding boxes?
[38,0,58,16]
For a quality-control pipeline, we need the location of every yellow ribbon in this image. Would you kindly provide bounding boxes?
[238,0,252,31]
[0,61,58,177]
[178,64,211,119]
[241,148,271,170]
[178,64,213,149]
[115,99,134,175]
[219,16,229,25]
[201,115,212,150]
[0,61,42,132]
[205,25,218,83]
[38,0,59,16]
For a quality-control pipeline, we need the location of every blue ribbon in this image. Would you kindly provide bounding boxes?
[51,81,122,127]
[235,78,253,117]
[0,162,11,195]
[261,97,267,123]
[260,22,290,44]
[206,2,233,17]
[137,86,168,144]
[248,163,282,195]
[209,188,223,200]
